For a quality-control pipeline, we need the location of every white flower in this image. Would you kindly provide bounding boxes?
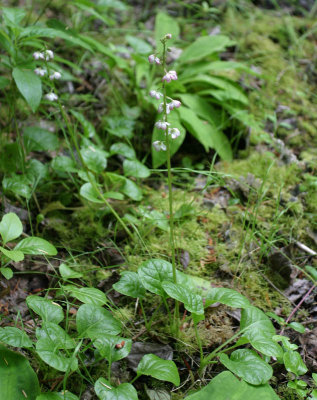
[49,71,61,80]
[169,99,181,110]
[153,141,166,151]
[154,57,161,64]
[34,68,47,76]
[149,90,163,100]
[148,54,155,63]
[155,121,170,130]
[33,51,44,60]
[44,92,58,101]
[158,102,170,114]
[162,70,178,83]
[44,50,54,60]
[165,33,172,39]
[168,127,181,139]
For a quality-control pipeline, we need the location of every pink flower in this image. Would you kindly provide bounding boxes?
[158,103,170,114]
[153,141,166,151]
[155,121,170,130]
[168,128,181,139]
[155,57,161,64]
[169,100,181,109]
[148,54,155,63]
[149,90,163,100]
[162,70,178,83]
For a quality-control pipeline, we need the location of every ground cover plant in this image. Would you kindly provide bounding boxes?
[0,0,317,399]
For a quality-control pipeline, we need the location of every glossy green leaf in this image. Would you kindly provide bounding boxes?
[137,354,180,386]
[26,159,48,185]
[93,335,132,362]
[0,213,23,245]
[220,349,273,385]
[288,322,305,334]
[154,12,179,51]
[0,327,32,348]
[2,174,32,199]
[123,159,150,178]
[0,267,13,279]
[36,323,75,349]
[59,263,83,279]
[178,106,232,160]
[110,142,136,160]
[272,335,298,351]
[162,281,204,315]
[23,127,59,152]
[205,287,250,309]
[0,344,40,400]
[36,338,78,372]
[81,147,107,173]
[95,379,138,400]
[283,351,308,376]
[12,68,42,112]
[138,259,174,296]
[63,285,108,306]
[76,304,121,339]
[26,295,64,324]
[15,237,57,256]
[0,246,24,262]
[36,391,79,400]
[185,371,280,399]
[113,271,146,298]
[179,35,235,63]
[80,182,104,203]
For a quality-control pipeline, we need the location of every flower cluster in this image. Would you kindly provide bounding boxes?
[33,49,61,102]
[148,34,182,152]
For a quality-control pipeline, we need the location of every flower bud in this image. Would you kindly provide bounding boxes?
[33,51,44,60]
[148,54,155,64]
[168,128,181,139]
[34,68,47,76]
[44,50,54,60]
[153,141,167,151]
[165,33,172,39]
[49,71,62,80]
[44,92,58,101]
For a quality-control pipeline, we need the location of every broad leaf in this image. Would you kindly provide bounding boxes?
[0,213,23,244]
[59,263,83,279]
[81,147,108,173]
[220,349,273,385]
[15,237,57,256]
[185,371,280,399]
[138,259,174,296]
[179,35,235,63]
[137,354,180,386]
[110,142,136,160]
[0,267,13,279]
[36,392,79,400]
[63,285,108,306]
[0,246,24,262]
[283,351,308,376]
[12,68,42,112]
[2,174,32,199]
[123,159,150,178]
[76,304,121,339]
[36,323,75,349]
[154,12,179,51]
[36,338,78,372]
[0,344,40,400]
[0,327,32,348]
[26,296,64,324]
[162,281,204,315]
[23,127,59,152]
[95,379,138,400]
[93,335,132,362]
[205,288,250,308]
[113,271,146,298]
[80,182,104,203]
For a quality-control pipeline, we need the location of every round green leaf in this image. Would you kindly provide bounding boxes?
[95,379,138,400]
[0,246,24,262]
[36,338,78,372]
[0,213,23,244]
[0,267,14,280]
[36,323,75,349]
[23,127,59,152]
[113,271,146,298]
[12,68,42,112]
[205,288,250,309]
[2,174,32,199]
[110,142,136,160]
[123,159,150,178]
[80,182,104,203]
[76,304,121,339]
[63,285,108,306]
[59,263,83,279]
[26,295,64,324]
[0,327,32,348]
[93,335,132,362]
[137,354,180,386]
[0,344,40,400]
[288,322,305,334]
[14,237,57,256]
[138,259,174,296]
[283,351,308,376]
[81,147,107,173]
[162,281,204,315]
[220,349,273,385]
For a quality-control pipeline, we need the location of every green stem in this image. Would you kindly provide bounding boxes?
[139,299,149,330]
[161,39,179,336]
[194,321,203,364]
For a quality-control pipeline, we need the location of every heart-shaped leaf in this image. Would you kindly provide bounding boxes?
[93,336,132,362]
[23,127,59,152]
[220,349,273,385]
[63,285,108,306]
[138,259,174,297]
[0,213,23,245]
[0,344,40,400]
[76,304,121,339]
[205,288,250,309]
[15,237,57,256]
[94,379,138,400]
[26,296,64,324]
[123,159,150,178]
[137,354,180,386]
[162,281,204,315]
[36,323,75,349]
[36,338,78,372]
[113,271,146,298]
[0,327,32,348]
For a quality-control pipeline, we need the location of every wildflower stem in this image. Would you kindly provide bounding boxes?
[162,40,179,335]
